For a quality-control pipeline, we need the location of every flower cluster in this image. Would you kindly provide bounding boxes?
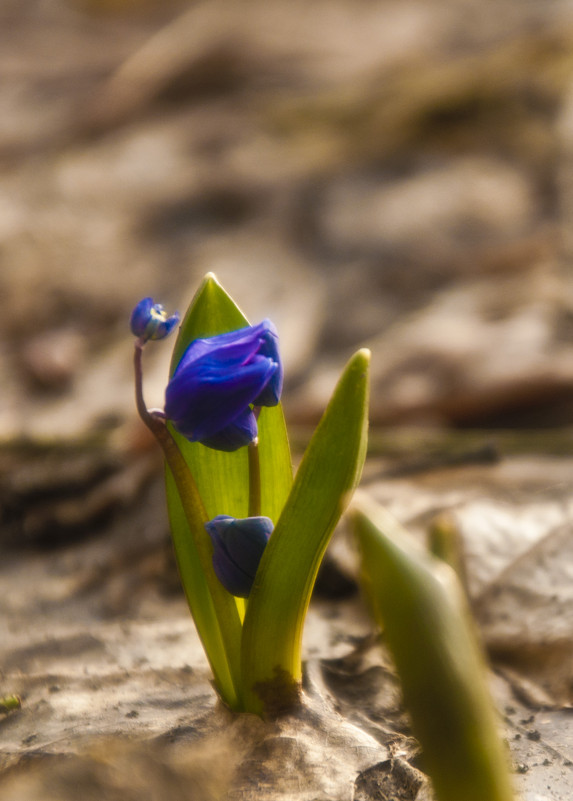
[131,297,283,597]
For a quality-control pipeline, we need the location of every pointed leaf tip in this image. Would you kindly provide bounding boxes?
[347,348,371,376]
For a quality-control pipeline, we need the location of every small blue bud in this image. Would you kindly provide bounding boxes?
[130,297,180,342]
[205,514,273,597]
[164,320,283,452]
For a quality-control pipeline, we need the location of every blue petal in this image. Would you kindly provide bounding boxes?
[205,515,273,597]
[173,324,261,369]
[212,553,254,598]
[199,407,258,452]
[130,297,179,341]
[223,516,274,574]
[164,319,283,450]
[252,322,283,406]
[151,313,180,341]
[165,355,275,442]
[252,362,282,406]
[130,297,154,337]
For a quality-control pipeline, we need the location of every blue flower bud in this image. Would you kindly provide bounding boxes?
[205,514,273,597]
[164,319,283,452]
[130,297,180,342]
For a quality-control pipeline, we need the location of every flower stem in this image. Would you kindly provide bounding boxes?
[248,408,262,517]
[134,343,202,510]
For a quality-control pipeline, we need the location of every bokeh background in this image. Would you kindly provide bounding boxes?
[4,4,573,797]
[5,0,573,442]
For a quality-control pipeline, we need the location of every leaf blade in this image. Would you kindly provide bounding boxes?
[170,273,292,523]
[241,348,370,714]
[351,498,515,801]
[164,469,238,704]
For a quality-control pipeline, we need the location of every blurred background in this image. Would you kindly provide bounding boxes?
[3,6,573,791]
[4,0,573,441]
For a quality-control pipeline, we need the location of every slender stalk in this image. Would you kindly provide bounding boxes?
[134,347,207,548]
[248,442,261,518]
[247,406,262,518]
[134,344,205,524]
[134,342,243,708]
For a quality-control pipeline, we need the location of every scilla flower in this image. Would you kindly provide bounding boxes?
[164,320,283,451]
[131,297,180,342]
[205,514,273,598]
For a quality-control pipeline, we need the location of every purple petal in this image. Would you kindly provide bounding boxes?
[205,515,273,597]
[164,319,283,450]
[130,297,179,341]
[199,407,258,452]
[130,297,154,337]
[165,355,275,442]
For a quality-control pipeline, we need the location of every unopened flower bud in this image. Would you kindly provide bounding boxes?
[130,297,179,342]
[205,514,273,597]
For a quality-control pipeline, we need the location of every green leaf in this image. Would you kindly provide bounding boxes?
[350,498,515,801]
[164,273,292,708]
[170,273,292,523]
[165,470,239,706]
[241,348,370,715]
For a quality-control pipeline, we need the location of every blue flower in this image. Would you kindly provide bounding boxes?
[164,319,283,451]
[130,297,180,342]
[205,514,273,597]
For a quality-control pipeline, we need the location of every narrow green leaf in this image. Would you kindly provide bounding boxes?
[165,471,238,706]
[241,349,370,715]
[256,404,292,524]
[170,273,292,523]
[351,498,515,801]
[164,273,292,707]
